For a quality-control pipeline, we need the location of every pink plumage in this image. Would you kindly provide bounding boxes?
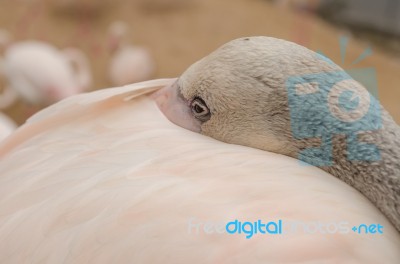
[0,79,398,263]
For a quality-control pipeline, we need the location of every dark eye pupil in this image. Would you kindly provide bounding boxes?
[190,97,210,122]
[194,104,204,113]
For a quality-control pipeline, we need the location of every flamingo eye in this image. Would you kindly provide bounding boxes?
[190,97,211,122]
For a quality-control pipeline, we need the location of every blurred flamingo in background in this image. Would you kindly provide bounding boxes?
[108,21,155,86]
[0,29,92,108]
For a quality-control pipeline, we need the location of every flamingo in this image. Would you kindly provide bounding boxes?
[108,21,155,86]
[0,29,92,108]
[0,112,16,141]
[154,36,400,232]
[0,79,398,263]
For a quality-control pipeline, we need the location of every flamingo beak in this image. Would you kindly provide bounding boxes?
[151,81,201,133]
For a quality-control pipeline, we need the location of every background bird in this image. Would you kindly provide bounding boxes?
[0,30,92,107]
[108,21,155,86]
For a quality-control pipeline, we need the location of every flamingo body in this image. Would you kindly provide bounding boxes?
[1,41,91,105]
[0,112,16,141]
[107,21,155,86]
[0,80,399,263]
[109,46,154,86]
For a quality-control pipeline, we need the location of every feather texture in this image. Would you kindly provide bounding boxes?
[0,79,399,263]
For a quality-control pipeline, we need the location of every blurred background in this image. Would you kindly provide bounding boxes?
[0,0,399,136]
